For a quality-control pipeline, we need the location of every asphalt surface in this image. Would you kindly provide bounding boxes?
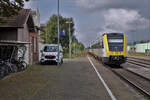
[0,56,146,100]
[0,57,111,100]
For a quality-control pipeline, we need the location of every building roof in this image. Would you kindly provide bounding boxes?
[0,40,30,45]
[0,9,34,28]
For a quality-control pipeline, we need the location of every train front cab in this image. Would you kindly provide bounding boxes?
[102,33,127,65]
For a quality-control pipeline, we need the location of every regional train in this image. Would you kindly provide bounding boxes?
[88,33,127,65]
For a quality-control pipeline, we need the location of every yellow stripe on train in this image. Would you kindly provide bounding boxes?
[109,52,125,56]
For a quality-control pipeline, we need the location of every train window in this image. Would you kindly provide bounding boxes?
[102,40,104,48]
[108,39,123,43]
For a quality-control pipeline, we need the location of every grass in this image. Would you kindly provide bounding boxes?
[63,51,87,59]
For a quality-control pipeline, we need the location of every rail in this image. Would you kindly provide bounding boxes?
[88,52,150,98]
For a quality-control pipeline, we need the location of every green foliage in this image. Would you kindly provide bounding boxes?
[139,40,147,43]
[71,42,84,54]
[0,0,29,23]
[41,14,84,55]
[41,14,77,54]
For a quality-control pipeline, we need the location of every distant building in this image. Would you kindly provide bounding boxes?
[40,24,46,32]
[128,42,150,53]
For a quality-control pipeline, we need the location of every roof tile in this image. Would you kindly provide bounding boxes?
[0,9,31,28]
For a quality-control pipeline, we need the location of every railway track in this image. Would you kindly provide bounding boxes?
[127,57,150,69]
[88,53,150,98]
[108,64,150,98]
[111,67,150,98]
[128,56,150,62]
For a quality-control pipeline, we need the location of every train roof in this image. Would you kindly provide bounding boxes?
[102,33,124,36]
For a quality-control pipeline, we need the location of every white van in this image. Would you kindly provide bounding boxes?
[40,44,63,64]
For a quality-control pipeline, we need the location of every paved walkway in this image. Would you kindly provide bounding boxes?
[0,58,111,100]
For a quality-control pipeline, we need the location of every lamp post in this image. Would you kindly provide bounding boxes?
[66,21,72,59]
[57,0,60,65]
[147,40,149,55]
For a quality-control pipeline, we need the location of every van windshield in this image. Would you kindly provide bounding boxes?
[43,46,58,52]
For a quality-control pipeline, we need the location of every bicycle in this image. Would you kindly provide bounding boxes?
[11,57,27,71]
[5,59,18,73]
[0,59,5,78]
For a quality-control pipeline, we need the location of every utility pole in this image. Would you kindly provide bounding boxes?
[74,42,76,55]
[57,0,60,65]
[66,21,72,59]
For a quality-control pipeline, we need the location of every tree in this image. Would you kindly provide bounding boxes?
[41,15,75,47]
[40,14,84,54]
[0,0,29,22]
[72,42,84,54]
[139,40,147,43]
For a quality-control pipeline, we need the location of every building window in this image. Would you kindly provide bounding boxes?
[34,37,37,53]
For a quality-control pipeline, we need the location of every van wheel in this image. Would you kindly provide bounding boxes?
[0,69,5,78]
[60,59,63,65]
[61,59,63,64]
[41,62,45,65]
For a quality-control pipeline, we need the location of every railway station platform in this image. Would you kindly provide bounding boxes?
[0,57,144,100]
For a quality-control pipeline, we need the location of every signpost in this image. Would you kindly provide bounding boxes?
[57,0,60,65]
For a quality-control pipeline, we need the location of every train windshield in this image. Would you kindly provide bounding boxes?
[107,33,124,51]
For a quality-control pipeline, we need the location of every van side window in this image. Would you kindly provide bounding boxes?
[102,40,104,48]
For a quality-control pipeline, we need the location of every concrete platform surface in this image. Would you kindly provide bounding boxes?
[0,57,146,100]
[0,57,111,100]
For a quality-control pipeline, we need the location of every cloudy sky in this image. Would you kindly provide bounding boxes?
[25,0,150,47]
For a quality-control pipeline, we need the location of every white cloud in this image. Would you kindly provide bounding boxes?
[76,0,110,9]
[24,0,37,10]
[76,0,150,15]
[75,0,150,46]
[99,8,150,34]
